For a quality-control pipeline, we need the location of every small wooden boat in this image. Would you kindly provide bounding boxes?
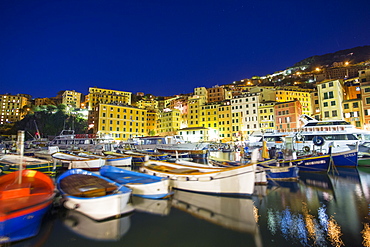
[140,159,256,196]
[57,169,132,221]
[77,152,132,169]
[51,152,105,171]
[122,150,169,163]
[100,165,172,199]
[0,169,56,243]
[0,154,59,177]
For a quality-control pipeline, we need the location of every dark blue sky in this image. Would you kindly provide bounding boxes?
[1,0,369,98]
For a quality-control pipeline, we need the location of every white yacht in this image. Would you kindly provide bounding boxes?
[249,115,370,152]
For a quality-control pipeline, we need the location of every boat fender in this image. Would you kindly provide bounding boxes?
[313,136,325,146]
[64,200,80,210]
[303,146,310,152]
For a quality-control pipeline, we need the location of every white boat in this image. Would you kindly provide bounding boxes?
[49,129,116,152]
[51,152,105,171]
[140,159,256,196]
[62,204,134,241]
[132,136,210,152]
[77,152,132,169]
[57,169,132,221]
[249,115,370,152]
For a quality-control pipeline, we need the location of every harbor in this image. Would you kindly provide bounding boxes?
[1,152,369,247]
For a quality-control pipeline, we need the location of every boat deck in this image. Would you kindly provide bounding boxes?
[106,173,160,185]
[60,174,117,197]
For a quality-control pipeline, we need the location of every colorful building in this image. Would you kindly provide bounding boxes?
[94,103,147,140]
[274,100,302,132]
[0,94,30,125]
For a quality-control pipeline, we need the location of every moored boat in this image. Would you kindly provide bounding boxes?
[51,152,105,171]
[77,152,132,169]
[57,169,132,221]
[0,169,56,243]
[140,159,256,196]
[0,154,59,177]
[100,165,172,199]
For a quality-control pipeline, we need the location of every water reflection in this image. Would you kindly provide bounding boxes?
[255,168,370,247]
[172,190,262,246]
[62,204,134,241]
[131,196,171,216]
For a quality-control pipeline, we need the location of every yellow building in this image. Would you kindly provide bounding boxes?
[87,87,132,111]
[0,94,30,125]
[200,103,219,142]
[316,79,344,120]
[187,97,205,128]
[218,101,232,142]
[94,103,147,140]
[62,90,82,108]
[135,98,158,110]
[146,110,158,136]
[259,101,276,132]
[157,109,181,136]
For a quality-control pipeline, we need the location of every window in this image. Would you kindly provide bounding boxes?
[366,98,370,104]
[332,110,337,117]
[322,84,326,89]
[344,104,349,109]
[323,102,328,107]
[329,82,333,87]
[324,111,329,117]
[331,101,336,106]
[353,102,359,108]
[323,92,328,99]
[328,92,334,98]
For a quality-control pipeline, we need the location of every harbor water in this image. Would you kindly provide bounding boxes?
[11,152,370,247]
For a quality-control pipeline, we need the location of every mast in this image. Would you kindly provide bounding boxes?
[17,130,25,184]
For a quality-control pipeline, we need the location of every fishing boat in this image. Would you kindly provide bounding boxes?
[57,168,132,221]
[62,203,134,241]
[51,152,106,171]
[140,158,256,196]
[77,152,132,169]
[156,148,209,159]
[49,129,116,152]
[0,169,56,243]
[0,154,59,177]
[100,165,172,199]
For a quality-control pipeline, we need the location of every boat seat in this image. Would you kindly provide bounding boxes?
[60,174,117,197]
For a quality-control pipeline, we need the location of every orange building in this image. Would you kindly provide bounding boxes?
[274,99,302,132]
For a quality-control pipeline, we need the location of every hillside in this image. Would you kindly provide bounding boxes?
[293,45,370,70]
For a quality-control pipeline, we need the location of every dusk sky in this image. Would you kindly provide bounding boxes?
[1,0,369,98]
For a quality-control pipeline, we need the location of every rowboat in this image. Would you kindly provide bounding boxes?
[57,169,132,221]
[62,204,134,241]
[140,160,256,196]
[0,169,56,243]
[51,152,106,171]
[77,152,132,169]
[100,165,172,199]
[0,154,59,177]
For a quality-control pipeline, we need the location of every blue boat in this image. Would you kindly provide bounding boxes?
[257,159,299,181]
[100,165,172,199]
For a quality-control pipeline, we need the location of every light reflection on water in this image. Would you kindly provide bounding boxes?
[15,153,370,247]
